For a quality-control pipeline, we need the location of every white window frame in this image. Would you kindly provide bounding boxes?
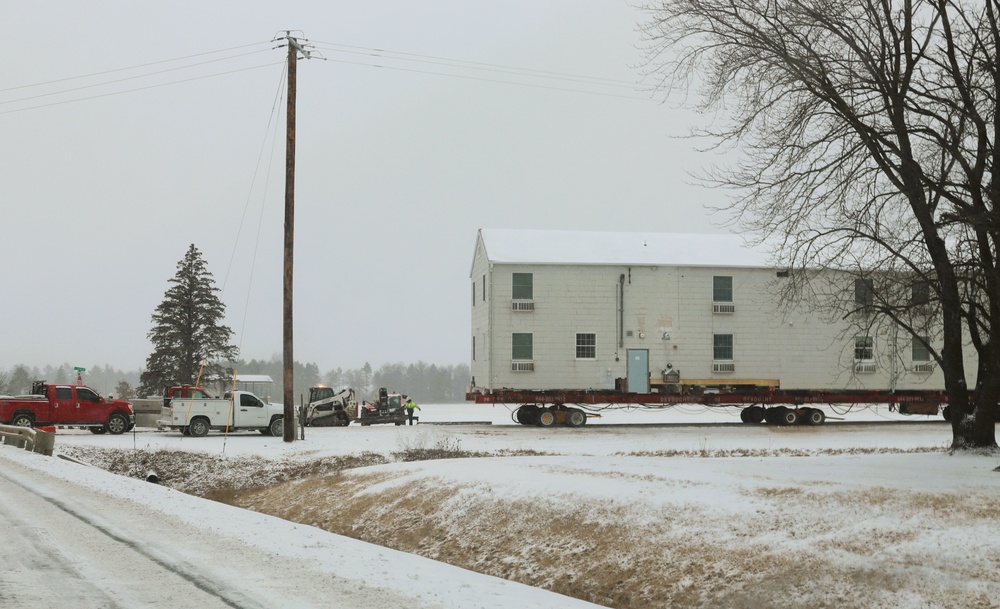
[713,333,734,361]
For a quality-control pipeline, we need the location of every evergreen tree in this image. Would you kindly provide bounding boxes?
[8,365,33,395]
[114,380,136,401]
[139,244,237,396]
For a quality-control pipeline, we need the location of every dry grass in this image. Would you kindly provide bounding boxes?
[59,444,1000,609]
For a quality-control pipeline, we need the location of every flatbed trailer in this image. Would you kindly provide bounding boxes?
[466,387,951,426]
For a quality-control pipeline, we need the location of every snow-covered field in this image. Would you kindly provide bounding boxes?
[4,402,999,608]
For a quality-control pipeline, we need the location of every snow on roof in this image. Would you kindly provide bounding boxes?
[235,374,273,383]
[477,229,773,268]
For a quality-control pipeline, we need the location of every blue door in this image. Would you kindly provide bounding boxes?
[627,349,649,393]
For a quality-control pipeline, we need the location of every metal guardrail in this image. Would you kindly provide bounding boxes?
[0,424,55,456]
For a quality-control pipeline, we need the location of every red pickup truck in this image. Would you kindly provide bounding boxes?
[0,381,135,434]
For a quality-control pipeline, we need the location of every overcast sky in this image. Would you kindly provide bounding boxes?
[1,1,732,375]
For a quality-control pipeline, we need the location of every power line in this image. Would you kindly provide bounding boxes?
[0,41,274,93]
[311,40,638,88]
[1,37,653,116]
[0,49,273,107]
[323,56,651,101]
[0,62,283,116]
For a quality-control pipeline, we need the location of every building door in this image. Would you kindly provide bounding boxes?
[627,349,649,394]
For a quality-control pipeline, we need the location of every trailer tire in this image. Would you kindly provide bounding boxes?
[106,413,129,435]
[942,405,951,421]
[780,408,799,426]
[805,408,826,425]
[566,408,587,427]
[515,405,539,426]
[188,417,210,438]
[537,408,556,427]
[259,428,270,435]
[269,417,284,437]
[763,407,782,425]
[12,413,35,428]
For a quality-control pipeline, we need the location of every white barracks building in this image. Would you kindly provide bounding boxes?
[469,229,951,394]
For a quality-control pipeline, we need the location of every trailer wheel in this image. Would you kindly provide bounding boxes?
[188,417,210,438]
[269,417,284,437]
[763,407,782,425]
[515,405,539,425]
[942,405,951,421]
[259,428,270,435]
[537,408,556,427]
[106,413,129,435]
[779,408,799,426]
[805,408,826,425]
[566,408,587,427]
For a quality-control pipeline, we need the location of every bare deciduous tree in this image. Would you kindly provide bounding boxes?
[641,0,998,448]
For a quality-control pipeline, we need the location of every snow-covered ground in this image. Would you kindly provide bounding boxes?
[3,403,999,608]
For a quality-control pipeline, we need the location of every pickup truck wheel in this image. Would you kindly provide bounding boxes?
[106,413,129,435]
[12,413,34,428]
[89,426,107,434]
[269,417,284,437]
[188,417,210,438]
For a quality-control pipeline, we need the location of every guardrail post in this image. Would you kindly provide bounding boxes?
[32,429,55,456]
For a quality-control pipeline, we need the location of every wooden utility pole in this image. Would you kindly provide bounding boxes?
[283,33,299,443]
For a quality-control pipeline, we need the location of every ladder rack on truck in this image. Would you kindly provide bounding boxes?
[466,387,950,427]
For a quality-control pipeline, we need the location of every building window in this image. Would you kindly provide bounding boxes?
[911,280,930,306]
[713,276,733,302]
[472,336,476,361]
[512,273,533,300]
[482,274,486,301]
[912,336,930,362]
[576,333,596,359]
[854,336,874,361]
[713,334,734,361]
[512,333,533,360]
[472,281,476,306]
[855,278,874,307]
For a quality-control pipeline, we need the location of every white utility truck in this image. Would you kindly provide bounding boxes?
[158,386,288,437]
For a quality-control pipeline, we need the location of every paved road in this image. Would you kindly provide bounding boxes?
[0,452,422,609]
[0,459,289,609]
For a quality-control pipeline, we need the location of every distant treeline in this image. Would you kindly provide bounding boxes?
[228,359,472,404]
[0,359,471,404]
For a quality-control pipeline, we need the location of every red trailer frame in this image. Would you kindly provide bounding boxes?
[466,387,949,426]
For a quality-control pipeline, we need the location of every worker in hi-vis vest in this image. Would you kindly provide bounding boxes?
[404,397,420,425]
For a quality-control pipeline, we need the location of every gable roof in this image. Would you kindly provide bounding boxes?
[475,229,773,269]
